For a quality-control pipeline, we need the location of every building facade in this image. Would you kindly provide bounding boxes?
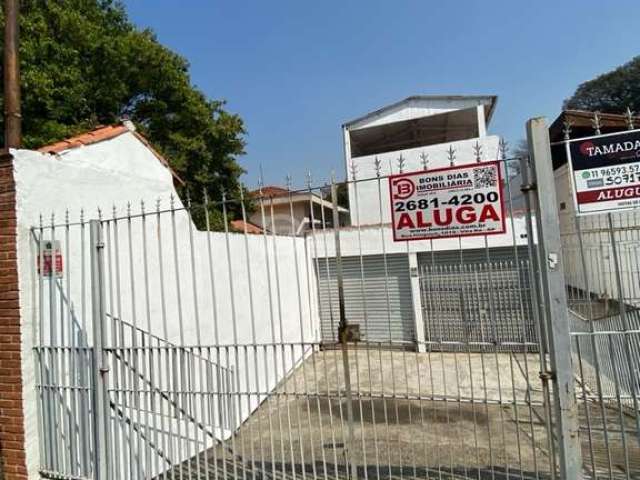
[313,95,536,351]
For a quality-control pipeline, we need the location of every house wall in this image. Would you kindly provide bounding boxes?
[345,135,502,226]
[249,200,309,234]
[306,214,531,259]
[555,163,640,309]
[13,133,319,478]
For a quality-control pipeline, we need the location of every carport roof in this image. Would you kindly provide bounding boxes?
[342,95,498,130]
[549,109,640,170]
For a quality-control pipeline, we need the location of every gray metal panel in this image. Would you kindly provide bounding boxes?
[417,246,529,266]
[418,247,537,351]
[315,254,415,344]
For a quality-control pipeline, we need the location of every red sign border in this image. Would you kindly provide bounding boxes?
[388,160,507,242]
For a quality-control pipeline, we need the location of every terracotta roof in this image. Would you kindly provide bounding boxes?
[230,219,263,234]
[37,123,184,185]
[38,125,129,153]
[253,186,290,198]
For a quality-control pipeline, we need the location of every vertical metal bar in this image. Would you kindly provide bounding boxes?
[526,117,582,479]
[304,177,331,480]
[287,178,319,480]
[349,172,380,479]
[90,219,111,480]
[238,187,262,478]
[330,175,357,480]
[221,191,246,480]
[185,195,208,480]
[125,204,144,480]
[203,191,225,480]
[155,200,175,479]
[267,196,296,478]
[520,155,557,478]
[606,213,640,441]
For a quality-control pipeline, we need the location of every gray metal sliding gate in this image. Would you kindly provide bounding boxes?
[558,113,640,480]
[418,247,537,351]
[33,117,635,480]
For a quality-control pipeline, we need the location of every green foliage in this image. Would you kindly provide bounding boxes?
[0,0,246,228]
[564,56,640,113]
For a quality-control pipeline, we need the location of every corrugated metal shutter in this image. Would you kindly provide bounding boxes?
[315,254,415,345]
[417,246,530,266]
[418,247,537,351]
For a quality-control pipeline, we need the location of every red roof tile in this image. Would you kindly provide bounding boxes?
[38,125,129,154]
[230,219,263,234]
[252,186,290,198]
[37,123,184,185]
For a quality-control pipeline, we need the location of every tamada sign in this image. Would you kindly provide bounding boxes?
[566,129,640,215]
[388,161,506,242]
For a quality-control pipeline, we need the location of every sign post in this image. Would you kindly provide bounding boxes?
[388,161,506,242]
[566,129,640,215]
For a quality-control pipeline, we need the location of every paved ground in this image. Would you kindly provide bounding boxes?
[173,349,553,479]
[171,348,639,479]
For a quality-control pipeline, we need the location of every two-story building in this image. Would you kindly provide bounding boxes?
[314,95,536,351]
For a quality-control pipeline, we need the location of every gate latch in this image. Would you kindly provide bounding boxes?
[548,253,559,271]
[339,324,361,343]
[539,370,555,381]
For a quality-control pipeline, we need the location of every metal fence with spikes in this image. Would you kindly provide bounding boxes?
[31,116,640,480]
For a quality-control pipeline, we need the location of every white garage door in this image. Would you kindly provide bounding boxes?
[315,254,415,346]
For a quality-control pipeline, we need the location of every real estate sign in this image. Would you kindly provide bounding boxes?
[37,240,63,277]
[567,129,640,215]
[388,161,506,241]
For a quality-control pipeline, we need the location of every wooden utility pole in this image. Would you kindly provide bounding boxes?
[4,0,21,149]
[1,2,22,480]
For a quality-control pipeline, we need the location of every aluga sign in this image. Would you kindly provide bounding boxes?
[567,129,640,215]
[388,160,506,241]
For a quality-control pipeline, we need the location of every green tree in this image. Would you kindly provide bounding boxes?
[0,0,246,229]
[564,55,640,113]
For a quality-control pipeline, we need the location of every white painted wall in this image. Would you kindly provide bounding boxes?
[305,213,531,259]
[345,135,502,226]
[555,163,640,308]
[13,132,320,478]
[343,97,498,227]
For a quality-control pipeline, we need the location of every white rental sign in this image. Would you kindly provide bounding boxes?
[566,129,640,215]
[388,161,506,242]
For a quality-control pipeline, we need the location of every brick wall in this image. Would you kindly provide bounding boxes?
[0,151,27,479]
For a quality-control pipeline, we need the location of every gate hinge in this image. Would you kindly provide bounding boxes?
[539,370,555,382]
[520,182,537,193]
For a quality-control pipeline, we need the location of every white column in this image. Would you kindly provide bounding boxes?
[408,252,426,352]
[343,126,356,226]
[476,104,487,137]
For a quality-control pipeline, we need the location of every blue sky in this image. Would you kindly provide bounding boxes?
[123,0,640,187]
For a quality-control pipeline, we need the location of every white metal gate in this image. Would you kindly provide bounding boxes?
[31,118,633,480]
